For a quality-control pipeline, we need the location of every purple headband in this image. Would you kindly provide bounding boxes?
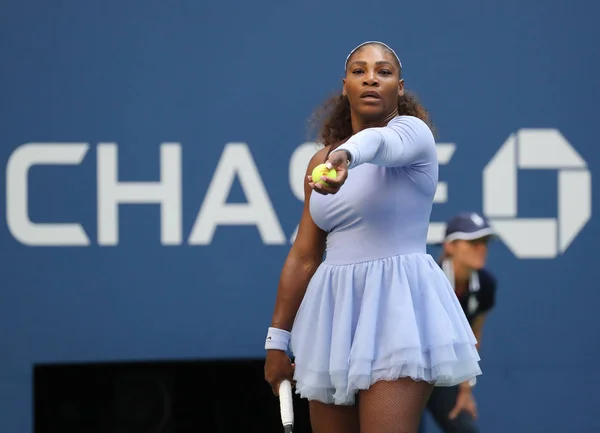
[344,41,403,70]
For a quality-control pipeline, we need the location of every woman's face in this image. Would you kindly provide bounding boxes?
[343,44,403,121]
[445,238,490,270]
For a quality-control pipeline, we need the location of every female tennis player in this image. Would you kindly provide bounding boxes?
[264,41,481,433]
[424,212,497,433]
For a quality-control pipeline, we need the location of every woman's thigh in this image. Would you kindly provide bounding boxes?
[358,378,434,433]
[308,400,360,433]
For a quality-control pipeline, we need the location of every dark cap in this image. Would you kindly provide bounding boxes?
[444,212,495,243]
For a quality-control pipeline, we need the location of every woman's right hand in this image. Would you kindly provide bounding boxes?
[264,349,295,396]
[308,150,349,196]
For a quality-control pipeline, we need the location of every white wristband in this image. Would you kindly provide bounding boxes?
[265,327,291,351]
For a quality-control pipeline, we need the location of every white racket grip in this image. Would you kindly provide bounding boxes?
[278,379,294,426]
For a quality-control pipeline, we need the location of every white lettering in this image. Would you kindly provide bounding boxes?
[188,143,285,245]
[288,142,319,244]
[6,143,91,246]
[7,131,586,259]
[97,143,182,246]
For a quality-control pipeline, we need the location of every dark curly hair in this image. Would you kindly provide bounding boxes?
[308,42,435,148]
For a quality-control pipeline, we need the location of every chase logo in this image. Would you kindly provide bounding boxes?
[483,129,591,259]
[4,129,592,260]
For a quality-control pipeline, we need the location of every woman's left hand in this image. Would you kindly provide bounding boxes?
[308,150,349,195]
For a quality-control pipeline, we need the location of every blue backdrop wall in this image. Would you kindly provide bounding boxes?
[1,1,598,432]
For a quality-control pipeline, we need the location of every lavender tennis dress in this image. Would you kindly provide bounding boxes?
[290,115,481,405]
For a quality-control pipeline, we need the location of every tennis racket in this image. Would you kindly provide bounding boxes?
[278,379,294,433]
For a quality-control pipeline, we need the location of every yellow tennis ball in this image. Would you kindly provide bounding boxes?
[311,163,337,186]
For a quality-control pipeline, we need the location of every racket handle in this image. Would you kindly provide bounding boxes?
[279,379,294,430]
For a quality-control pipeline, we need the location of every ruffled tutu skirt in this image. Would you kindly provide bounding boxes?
[290,253,481,405]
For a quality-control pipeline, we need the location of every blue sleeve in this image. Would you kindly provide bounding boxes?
[335,115,437,169]
[478,269,497,314]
